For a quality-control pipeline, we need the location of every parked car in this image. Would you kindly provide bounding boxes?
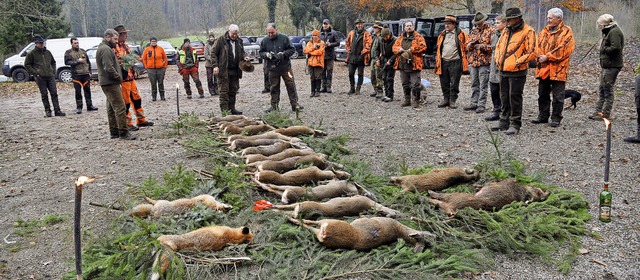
[288,36,305,59]
[241,36,262,64]
[85,44,146,80]
[300,30,345,49]
[156,41,178,65]
[2,37,102,82]
[190,40,206,61]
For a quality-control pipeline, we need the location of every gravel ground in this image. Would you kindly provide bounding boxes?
[0,39,638,279]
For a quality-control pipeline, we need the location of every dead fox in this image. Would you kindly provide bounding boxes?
[129,194,232,218]
[273,195,404,219]
[244,148,316,164]
[390,168,480,192]
[158,225,253,252]
[428,180,551,216]
[255,179,371,204]
[274,126,327,137]
[288,217,434,252]
[255,166,350,186]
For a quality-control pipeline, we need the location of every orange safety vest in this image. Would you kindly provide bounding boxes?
[303,40,325,68]
[434,28,469,75]
[392,32,427,71]
[535,21,575,81]
[494,21,536,72]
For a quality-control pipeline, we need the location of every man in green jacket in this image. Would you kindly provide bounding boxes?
[96,29,135,140]
[24,35,65,117]
[589,14,624,120]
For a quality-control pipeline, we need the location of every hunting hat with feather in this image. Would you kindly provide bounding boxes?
[239,60,255,72]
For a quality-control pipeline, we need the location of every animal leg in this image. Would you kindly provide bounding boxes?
[427,190,446,200]
[373,202,405,219]
[287,217,321,235]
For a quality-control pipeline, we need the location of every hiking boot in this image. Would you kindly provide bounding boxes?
[491,124,509,131]
[504,127,519,135]
[45,111,52,117]
[87,106,98,111]
[355,85,361,95]
[475,107,485,113]
[160,97,166,101]
[484,112,500,121]
[437,99,449,108]
[348,87,355,95]
[76,108,82,114]
[120,131,137,140]
[463,104,477,111]
[449,100,457,109]
[199,94,205,99]
[292,104,304,112]
[623,135,640,143]
[320,87,327,93]
[401,96,411,107]
[128,125,140,131]
[326,86,332,93]
[152,97,157,101]
[549,121,560,128]
[265,105,279,113]
[187,95,192,99]
[54,111,66,117]
[261,88,270,93]
[138,121,154,127]
[382,97,393,102]
[588,112,603,120]
[230,109,243,115]
[370,92,377,97]
[531,117,548,124]
[110,130,119,139]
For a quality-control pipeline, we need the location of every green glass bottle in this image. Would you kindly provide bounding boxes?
[598,183,612,223]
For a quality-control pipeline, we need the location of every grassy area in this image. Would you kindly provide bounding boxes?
[62,111,594,279]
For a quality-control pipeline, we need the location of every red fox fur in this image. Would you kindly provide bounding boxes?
[255,166,350,186]
[244,148,315,164]
[428,180,551,216]
[273,195,404,219]
[288,217,434,252]
[158,225,253,251]
[223,123,274,135]
[129,195,232,218]
[390,168,480,192]
[256,154,328,173]
[274,126,327,137]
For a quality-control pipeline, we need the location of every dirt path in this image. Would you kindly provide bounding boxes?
[1,44,639,279]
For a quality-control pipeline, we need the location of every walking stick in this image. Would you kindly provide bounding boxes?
[176,83,180,116]
[577,41,597,65]
[74,176,95,280]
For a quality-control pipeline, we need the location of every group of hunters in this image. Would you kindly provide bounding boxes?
[24,7,639,143]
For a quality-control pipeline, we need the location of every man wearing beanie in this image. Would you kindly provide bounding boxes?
[378,27,397,102]
[25,35,66,117]
[320,19,339,93]
[303,29,325,97]
[178,38,205,99]
[589,14,624,120]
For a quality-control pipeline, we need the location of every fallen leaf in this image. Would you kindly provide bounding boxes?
[579,248,590,254]
[591,258,607,266]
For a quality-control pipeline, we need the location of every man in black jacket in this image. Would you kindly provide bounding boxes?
[212,24,249,115]
[25,35,65,117]
[260,23,303,112]
[65,37,98,114]
[320,19,339,93]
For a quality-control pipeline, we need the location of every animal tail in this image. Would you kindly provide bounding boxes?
[214,186,230,199]
[144,197,157,205]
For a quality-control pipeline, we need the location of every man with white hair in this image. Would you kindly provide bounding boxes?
[531,7,575,128]
[589,14,624,120]
[211,24,250,115]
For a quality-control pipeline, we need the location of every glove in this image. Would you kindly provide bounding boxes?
[275,53,284,61]
[266,52,273,60]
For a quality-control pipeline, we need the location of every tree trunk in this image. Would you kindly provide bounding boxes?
[490,0,504,14]
[466,0,476,14]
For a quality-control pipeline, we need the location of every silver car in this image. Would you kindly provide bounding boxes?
[86,44,146,79]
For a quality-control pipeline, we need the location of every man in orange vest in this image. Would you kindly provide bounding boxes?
[393,21,427,109]
[531,8,575,128]
[434,15,469,109]
[114,25,154,130]
[491,8,536,135]
[345,19,372,95]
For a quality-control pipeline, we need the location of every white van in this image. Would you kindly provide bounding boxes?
[2,37,102,83]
